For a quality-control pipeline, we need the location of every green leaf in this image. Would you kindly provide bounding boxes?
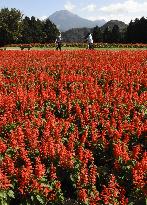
[7,190,15,198]
[128,202,134,205]
[0,200,8,205]
[0,191,7,199]
[36,195,44,204]
[31,195,34,201]
[40,177,46,182]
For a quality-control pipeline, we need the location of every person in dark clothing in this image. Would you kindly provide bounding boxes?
[55,33,62,51]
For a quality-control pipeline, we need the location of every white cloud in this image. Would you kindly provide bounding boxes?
[86,12,144,24]
[100,0,147,14]
[39,16,47,21]
[81,4,97,12]
[64,1,76,12]
[88,15,107,21]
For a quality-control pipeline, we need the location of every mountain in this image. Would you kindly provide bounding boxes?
[49,10,106,31]
[62,27,92,42]
[61,20,128,42]
[101,20,127,32]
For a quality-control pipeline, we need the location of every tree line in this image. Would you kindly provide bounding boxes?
[0,8,59,46]
[92,17,147,44]
[1,8,147,46]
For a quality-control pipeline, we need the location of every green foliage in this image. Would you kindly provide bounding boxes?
[103,26,112,43]
[0,190,15,205]
[20,16,59,43]
[0,8,23,45]
[0,8,59,45]
[92,26,103,43]
[111,25,121,43]
[126,17,147,43]
[43,18,59,43]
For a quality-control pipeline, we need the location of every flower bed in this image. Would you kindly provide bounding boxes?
[0,50,146,205]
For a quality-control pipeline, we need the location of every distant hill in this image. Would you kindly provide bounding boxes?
[62,20,128,42]
[101,20,127,32]
[49,10,106,31]
[62,27,92,42]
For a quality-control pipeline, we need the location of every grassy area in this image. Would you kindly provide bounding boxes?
[1,46,147,51]
[1,46,83,51]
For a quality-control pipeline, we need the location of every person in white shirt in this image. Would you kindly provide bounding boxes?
[87,33,94,49]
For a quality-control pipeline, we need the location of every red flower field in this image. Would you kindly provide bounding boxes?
[0,50,146,205]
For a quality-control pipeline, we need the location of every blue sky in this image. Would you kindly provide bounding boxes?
[0,0,147,23]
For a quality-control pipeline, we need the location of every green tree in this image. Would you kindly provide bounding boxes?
[126,17,147,43]
[103,26,111,43]
[92,26,103,42]
[20,17,59,43]
[139,17,147,43]
[20,16,45,43]
[20,16,32,43]
[43,18,59,43]
[0,8,23,46]
[111,25,121,43]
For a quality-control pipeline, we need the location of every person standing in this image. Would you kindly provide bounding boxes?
[55,32,62,51]
[87,33,94,49]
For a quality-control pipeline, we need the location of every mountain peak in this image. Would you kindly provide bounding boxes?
[54,10,73,13]
[49,10,106,31]
[52,10,74,16]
